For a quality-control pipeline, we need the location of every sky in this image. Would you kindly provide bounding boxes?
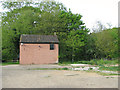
[56,0,119,30]
[0,0,119,30]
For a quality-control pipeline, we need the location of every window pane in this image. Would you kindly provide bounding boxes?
[50,44,54,50]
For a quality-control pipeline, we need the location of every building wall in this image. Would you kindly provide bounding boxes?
[20,43,59,64]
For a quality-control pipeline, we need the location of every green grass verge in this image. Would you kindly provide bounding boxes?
[0,62,19,66]
[77,59,118,66]
[28,67,69,70]
[58,61,72,66]
[85,70,119,76]
[59,59,118,66]
[99,66,119,71]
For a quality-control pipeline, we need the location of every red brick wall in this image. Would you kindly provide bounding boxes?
[20,44,59,64]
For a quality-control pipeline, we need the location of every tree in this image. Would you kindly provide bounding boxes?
[89,27,118,59]
[2,1,67,61]
[2,1,89,62]
[95,28,118,59]
[92,21,106,33]
[2,6,40,61]
[58,9,89,62]
[90,21,118,59]
[38,0,67,13]
[60,9,85,32]
[66,30,85,62]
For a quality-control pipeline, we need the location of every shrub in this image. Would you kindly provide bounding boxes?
[89,59,118,66]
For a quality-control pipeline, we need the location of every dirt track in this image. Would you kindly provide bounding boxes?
[2,65,118,88]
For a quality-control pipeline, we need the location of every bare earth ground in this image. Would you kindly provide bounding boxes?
[1,65,118,88]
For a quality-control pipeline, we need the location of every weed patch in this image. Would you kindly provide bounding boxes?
[28,67,69,70]
[99,66,119,71]
[1,62,19,65]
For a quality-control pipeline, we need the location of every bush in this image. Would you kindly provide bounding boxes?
[77,59,118,66]
[78,61,90,64]
[89,59,118,66]
[62,67,69,70]
[99,66,119,71]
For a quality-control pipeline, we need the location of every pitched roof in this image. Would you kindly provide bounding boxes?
[20,34,59,44]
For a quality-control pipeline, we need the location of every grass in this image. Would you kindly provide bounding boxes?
[71,66,81,68]
[59,59,119,76]
[0,62,19,66]
[1,60,119,76]
[58,60,90,66]
[30,67,119,76]
[28,67,69,70]
[58,59,119,72]
[77,59,118,66]
[86,70,120,76]
[58,61,72,66]
[96,71,119,76]
[59,59,118,66]
[99,66,119,71]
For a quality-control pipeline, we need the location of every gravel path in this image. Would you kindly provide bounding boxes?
[2,65,118,88]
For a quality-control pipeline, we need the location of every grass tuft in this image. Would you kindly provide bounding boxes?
[99,66,119,71]
[1,61,19,66]
[28,67,69,70]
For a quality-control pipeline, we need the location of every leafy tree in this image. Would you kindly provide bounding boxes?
[85,33,97,60]
[95,28,118,59]
[92,21,106,33]
[2,6,41,61]
[58,9,89,62]
[88,27,118,60]
[0,18,2,62]
[2,1,67,61]
[38,1,67,13]
[66,30,85,62]
[2,1,89,62]
[60,9,85,32]
[90,21,118,59]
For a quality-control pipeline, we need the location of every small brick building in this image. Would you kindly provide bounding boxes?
[20,35,59,64]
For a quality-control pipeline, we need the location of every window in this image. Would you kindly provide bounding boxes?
[50,44,54,50]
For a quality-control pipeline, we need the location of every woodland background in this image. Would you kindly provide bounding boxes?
[1,1,118,63]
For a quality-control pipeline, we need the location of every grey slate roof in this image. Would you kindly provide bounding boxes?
[20,34,59,44]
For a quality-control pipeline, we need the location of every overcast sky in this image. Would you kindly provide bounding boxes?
[0,0,119,30]
[56,0,119,30]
